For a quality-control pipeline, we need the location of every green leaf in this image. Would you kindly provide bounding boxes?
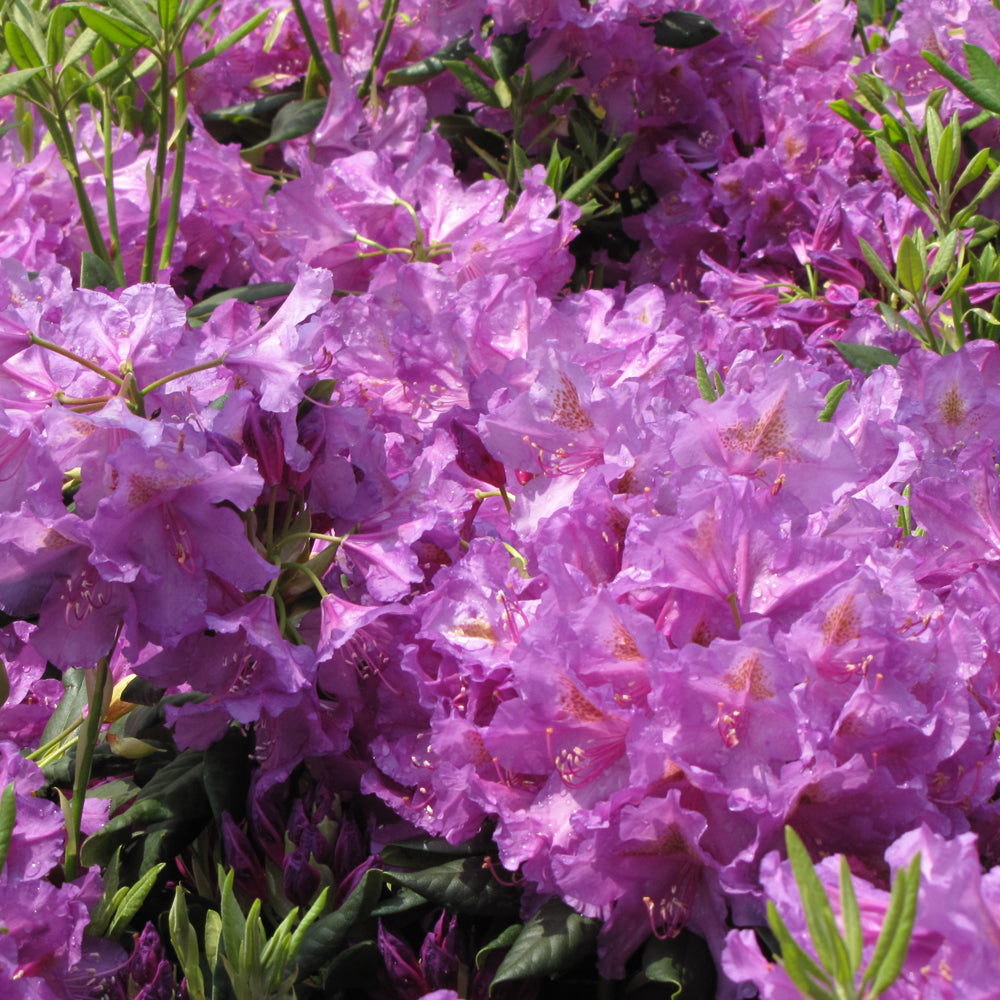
[963,43,1000,112]
[859,237,902,296]
[862,854,921,996]
[4,21,44,70]
[895,234,925,296]
[0,66,43,98]
[169,886,206,1000]
[645,12,720,49]
[296,868,385,979]
[242,98,325,152]
[490,899,600,993]
[187,282,294,324]
[383,33,474,86]
[936,262,971,306]
[875,137,932,209]
[818,380,850,422]
[475,924,523,970]
[923,46,1000,115]
[925,229,958,289]
[627,931,716,999]
[695,352,719,402]
[924,105,943,176]
[934,113,961,186]
[562,134,633,205]
[107,861,166,938]
[766,902,837,1000]
[838,856,864,977]
[186,8,270,71]
[784,827,852,982]
[58,27,100,79]
[443,58,504,108]
[105,0,161,39]
[158,0,180,26]
[489,28,528,83]
[952,146,992,195]
[0,783,16,877]
[0,658,8,710]
[79,251,119,290]
[387,856,520,916]
[829,341,900,375]
[202,727,252,826]
[219,867,247,963]
[830,99,874,136]
[77,8,152,48]
[40,669,88,746]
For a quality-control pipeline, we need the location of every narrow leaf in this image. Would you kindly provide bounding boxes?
[839,856,864,976]
[77,8,152,48]
[106,0,161,38]
[766,902,838,1000]
[0,66,43,98]
[562,134,633,204]
[818,380,850,422]
[895,235,926,296]
[186,9,270,71]
[863,854,921,995]
[387,856,520,916]
[187,281,294,323]
[695,353,719,401]
[784,827,851,981]
[934,113,960,186]
[925,229,958,289]
[859,237,902,295]
[242,99,325,152]
[0,784,16,877]
[952,146,991,194]
[923,48,1000,115]
[107,862,166,938]
[169,887,206,1000]
[4,22,44,70]
[490,899,599,993]
[443,59,504,108]
[383,33,474,86]
[219,867,247,963]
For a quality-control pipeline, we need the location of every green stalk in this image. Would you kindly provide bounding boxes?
[63,648,113,882]
[321,0,341,56]
[358,0,400,103]
[159,49,189,273]
[100,90,127,286]
[39,101,114,269]
[141,54,173,282]
[290,0,332,88]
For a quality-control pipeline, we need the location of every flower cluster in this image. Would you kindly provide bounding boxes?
[5,0,1000,996]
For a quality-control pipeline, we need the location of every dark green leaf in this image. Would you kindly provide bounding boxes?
[241,99,325,153]
[490,899,600,993]
[489,28,528,83]
[80,251,119,290]
[627,931,716,999]
[829,341,900,375]
[79,797,174,868]
[443,59,503,108]
[562,134,632,205]
[369,885,430,916]
[387,856,520,916]
[202,727,252,825]
[320,940,379,992]
[818,380,850,422]
[58,27,100,78]
[187,282,294,323]
[381,831,497,863]
[383,33,474,86]
[0,783,16,876]
[40,669,88,746]
[876,138,932,209]
[934,113,961,186]
[0,657,8,709]
[645,11,720,48]
[475,925,523,970]
[296,868,384,979]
